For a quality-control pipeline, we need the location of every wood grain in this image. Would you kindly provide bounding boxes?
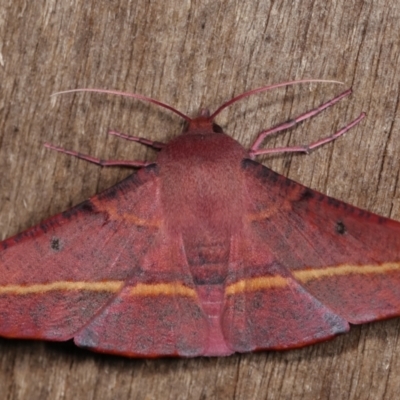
[1,0,399,399]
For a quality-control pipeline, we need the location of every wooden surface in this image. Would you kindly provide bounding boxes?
[1,0,400,399]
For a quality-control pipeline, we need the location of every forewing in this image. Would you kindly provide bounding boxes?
[0,166,162,341]
[240,159,400,326]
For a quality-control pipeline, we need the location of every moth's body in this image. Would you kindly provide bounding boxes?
[1,85,400,358]
[157,123,248,354]
[159,124,247,282]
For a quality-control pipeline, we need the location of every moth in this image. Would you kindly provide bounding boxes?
[1,80,399,358]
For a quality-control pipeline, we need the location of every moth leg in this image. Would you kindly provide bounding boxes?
[250,89,352,155]
[108,130,165,149]
[249,112,366,157]
[44,143,152,167]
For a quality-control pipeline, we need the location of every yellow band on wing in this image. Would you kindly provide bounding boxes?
[225,262,400,295]
[294,262,400,283]
[0,280,196,298]
[130,283,197,298]
[2,263,399,297]
[225,275,288,295]
[0,280,124,295]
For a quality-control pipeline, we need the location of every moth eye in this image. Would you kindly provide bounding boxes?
[50,237,62,251]
[335,221,347,235]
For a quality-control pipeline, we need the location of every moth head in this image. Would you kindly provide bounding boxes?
[182,108,224,135]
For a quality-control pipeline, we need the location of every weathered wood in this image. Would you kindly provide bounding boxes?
[1,0,399,399]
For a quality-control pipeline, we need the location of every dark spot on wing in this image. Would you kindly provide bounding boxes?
[50,237,62,251]
[335,221,347,235]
